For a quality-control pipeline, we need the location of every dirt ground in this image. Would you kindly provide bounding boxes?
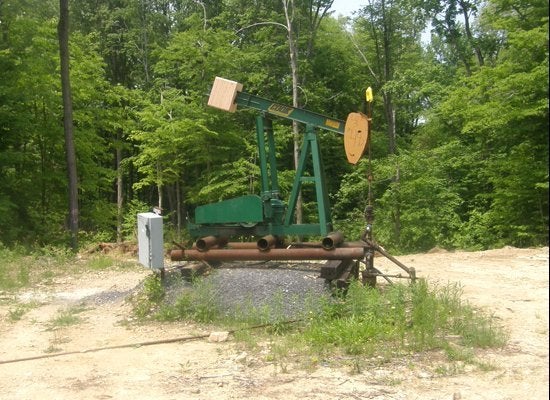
[0,246,548,400]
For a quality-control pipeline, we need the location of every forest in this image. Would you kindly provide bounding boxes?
[0,0,547,253]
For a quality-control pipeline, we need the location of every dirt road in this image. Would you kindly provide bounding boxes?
[0,246,548,399]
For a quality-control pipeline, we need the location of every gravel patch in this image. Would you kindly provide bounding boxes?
[82,288,137,306]
[163,262,333,321]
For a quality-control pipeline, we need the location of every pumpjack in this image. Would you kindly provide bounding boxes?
[169,77,415,287]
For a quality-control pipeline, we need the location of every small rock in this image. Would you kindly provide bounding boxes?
[234,351,248,363]
[208,331,229,342]
[453,392,461,400]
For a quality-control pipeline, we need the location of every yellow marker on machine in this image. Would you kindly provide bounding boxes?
[366,87,373,103]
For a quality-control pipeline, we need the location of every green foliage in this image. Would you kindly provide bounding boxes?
[333,0,548,251]
[301,280,507,358]
[333,144,465,253]
[133,274,222,323]
[121,199,151,241]
[7,302,39,322]
[85,255,115,271]
[423,1,549,249]
[0,0,547,251]
[131,274,166,320]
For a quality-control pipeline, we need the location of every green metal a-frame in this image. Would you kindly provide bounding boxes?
[187,78,345,240]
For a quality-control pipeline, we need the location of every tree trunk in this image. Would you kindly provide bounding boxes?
[282,0,303,225]
[157,162,163,211]
[459,0,484,67]
[381,0,397,154]
[58,0,79,250]
[176,179,182,238]
[116,136,123,243]
[382,92,397,154]
[393,163,401,244]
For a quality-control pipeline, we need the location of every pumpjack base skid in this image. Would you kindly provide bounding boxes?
[170,237,416,288]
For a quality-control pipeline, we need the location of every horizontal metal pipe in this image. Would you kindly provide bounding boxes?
[195,236,228,252]
[257,235,277,251]
[170,247,365,262]
[321,231,344,250]
[225,242,260,249]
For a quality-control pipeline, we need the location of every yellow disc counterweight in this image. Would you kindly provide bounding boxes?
[344,112,369,165]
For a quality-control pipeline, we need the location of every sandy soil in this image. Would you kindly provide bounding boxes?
[0,246,548,400]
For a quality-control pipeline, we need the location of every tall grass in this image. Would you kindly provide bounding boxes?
[133,273,507,364]
[300,279,507,357]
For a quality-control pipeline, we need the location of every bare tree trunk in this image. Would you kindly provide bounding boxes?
[176,179,182,238]
[282,0,303,225]
[58,0,79,250]
[380,0,398,155]
[393,163,401,243]
[157,162,163,210]
[381,91,397,154]
[459,0,484,67]
[116,138,123,243]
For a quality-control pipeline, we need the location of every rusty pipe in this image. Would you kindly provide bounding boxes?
[195,236,227,252]
[225,242,258,249]
[257,235,277,251]
[170,247,365,262]
[321,231,344,250]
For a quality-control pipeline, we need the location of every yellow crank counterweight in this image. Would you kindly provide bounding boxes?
[343,87,373,165]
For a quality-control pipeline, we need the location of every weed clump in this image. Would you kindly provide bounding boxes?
[301,279,507,358]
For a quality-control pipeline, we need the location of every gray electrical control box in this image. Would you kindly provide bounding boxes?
[137,212,164,270]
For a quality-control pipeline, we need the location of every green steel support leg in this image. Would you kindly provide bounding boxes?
[256,116,270,193]
[285,132,311,226]
[309,128,332,234]
[257,116,280,197]
[284,125,332,236]
[265,119,279,195]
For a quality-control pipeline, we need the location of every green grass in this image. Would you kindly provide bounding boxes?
[131,274,508,373]
[7,301,40,322]
[85,254,114,270]
[0,244,139,292]
[301,280,507,354]
[47,304,89,329]
[0,245,75,291]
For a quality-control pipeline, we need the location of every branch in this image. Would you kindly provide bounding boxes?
[348,33,380,85]
[235,21,289,35]
[194,0,207,31]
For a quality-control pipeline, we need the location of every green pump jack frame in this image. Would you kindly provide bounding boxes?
[187,80,345,239]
